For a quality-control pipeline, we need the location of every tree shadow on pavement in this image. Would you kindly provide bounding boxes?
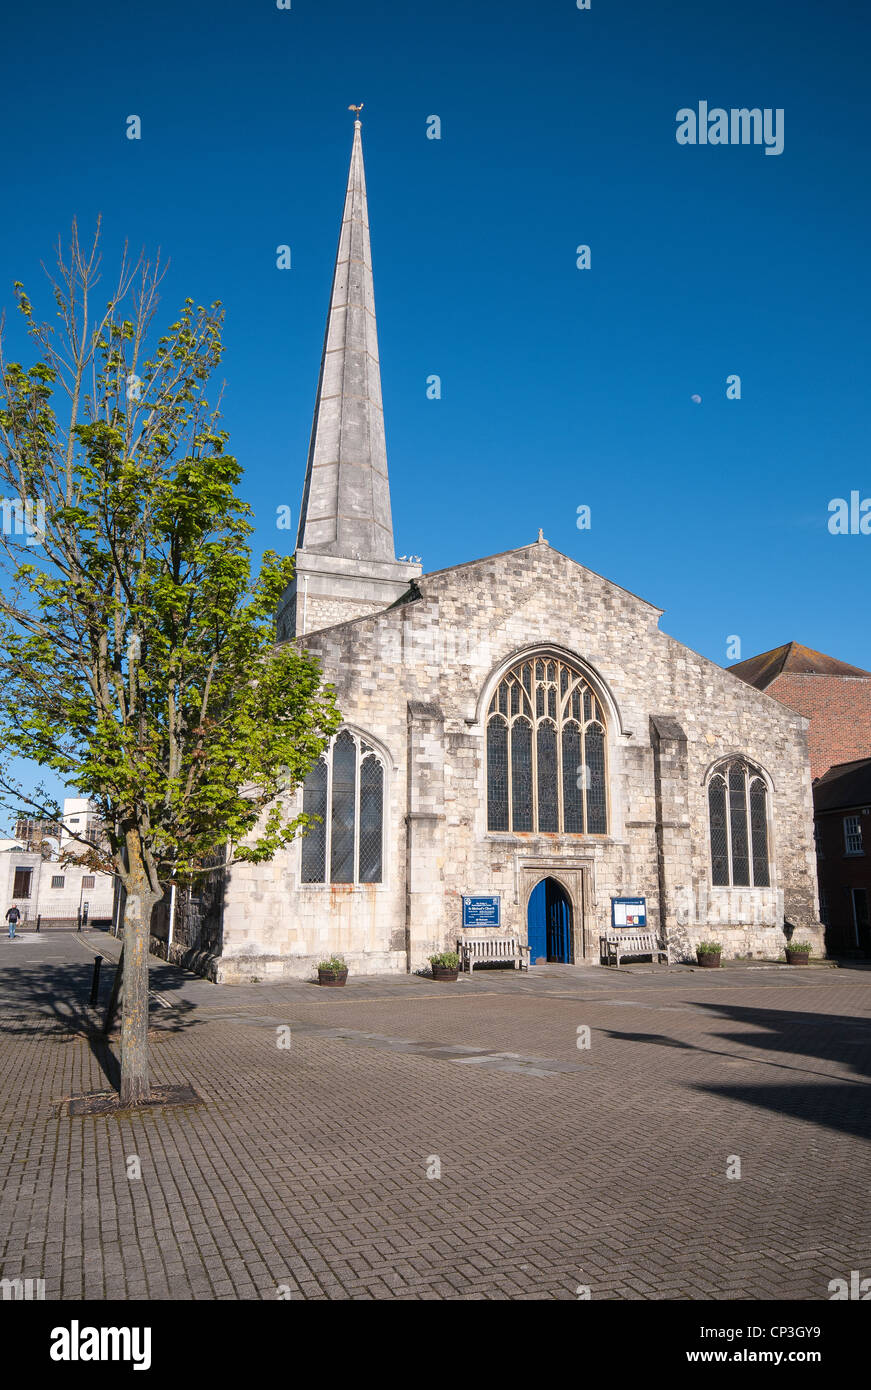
[0,947,200,1094]
[603,999,871,1140]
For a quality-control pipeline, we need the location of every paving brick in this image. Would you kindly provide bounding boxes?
[2,936,870,1300]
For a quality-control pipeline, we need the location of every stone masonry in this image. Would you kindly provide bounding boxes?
[214,539,824,981]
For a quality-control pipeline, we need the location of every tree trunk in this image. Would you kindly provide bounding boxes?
[119,843,161,1107]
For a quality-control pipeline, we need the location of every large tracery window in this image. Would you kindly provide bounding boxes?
[708,759,770,887]
[301,730,384,884]
[486,656,608,835]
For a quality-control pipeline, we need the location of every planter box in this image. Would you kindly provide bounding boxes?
[696,954,721,968]
[318,969,348,987]
[785,950,810,966]
[431,965,459,982]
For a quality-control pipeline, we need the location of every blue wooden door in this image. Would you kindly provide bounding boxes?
[527,880,548,962]
[527,879,573,963]
[548,886,573,963]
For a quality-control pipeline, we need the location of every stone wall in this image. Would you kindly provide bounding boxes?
[277,550,421,641]
[215,540,823,979]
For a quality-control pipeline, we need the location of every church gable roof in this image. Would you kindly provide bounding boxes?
[729,641,871,690]
[415,539,664,618]
[287,538,666,653]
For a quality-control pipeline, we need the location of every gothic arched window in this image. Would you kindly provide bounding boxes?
[486,656,608,834]
[708,759,770,887]
[301,730,384,883]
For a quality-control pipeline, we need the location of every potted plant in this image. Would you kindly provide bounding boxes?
[696,941,722,969]
[317,954,349,987]
[785,941,812,965]
[429,950,460,982]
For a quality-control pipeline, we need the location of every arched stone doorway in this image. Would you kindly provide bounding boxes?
[527,878,574,964]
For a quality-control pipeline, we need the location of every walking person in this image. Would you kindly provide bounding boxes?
[5,904,21,940]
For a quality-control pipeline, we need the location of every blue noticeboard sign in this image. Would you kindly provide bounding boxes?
[611,897,647,929]
[462,895,501,928]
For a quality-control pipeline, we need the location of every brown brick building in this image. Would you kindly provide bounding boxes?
[728,642,871,781]
[812,760,871,954]
[730,643,871,954]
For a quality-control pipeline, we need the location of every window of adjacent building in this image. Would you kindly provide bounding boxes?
[12,867,32,898]
[486,656,607,835]
[51,875,65,889]
[844,815,863,856]
[300,729,384,884]
[82,876,95,889]
[708,760,770,887]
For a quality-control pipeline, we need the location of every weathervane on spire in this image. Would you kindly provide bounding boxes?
[348,104,364,121]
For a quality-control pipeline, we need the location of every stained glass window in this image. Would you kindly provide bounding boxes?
[487,717,509,832]
[708,777,729,885]
[300,730,385,885]
[585,723,607,834]
[330,731,357,883]
[708,760,771,888]
[561,722,583,833]
[486,655,608,835]
[359,756,384,883]
[749,778,769,887]
[728,763,750,886]
[511,717,533,831]
[301,758,328,882]
[537,721,559,831]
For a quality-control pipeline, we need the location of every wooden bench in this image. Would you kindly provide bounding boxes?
[457,937,531,975]
[600,930,669,968]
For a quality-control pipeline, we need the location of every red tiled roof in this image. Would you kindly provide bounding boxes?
[729,642,871,690]
[813,757,871,812]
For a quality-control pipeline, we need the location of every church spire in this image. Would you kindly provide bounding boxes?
[295,114,395,562]
[277,114,420,641]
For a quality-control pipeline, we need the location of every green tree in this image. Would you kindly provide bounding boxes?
[0,222,341,1105]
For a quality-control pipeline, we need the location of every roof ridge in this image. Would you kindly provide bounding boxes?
[730,641,871,687]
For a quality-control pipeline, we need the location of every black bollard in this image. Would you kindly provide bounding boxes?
[89,955,103,1006]
[36,916,40,934]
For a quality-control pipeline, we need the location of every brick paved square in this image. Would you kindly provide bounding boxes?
[1,932,870,1300]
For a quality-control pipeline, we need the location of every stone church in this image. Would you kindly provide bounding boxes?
[176,119,824,982]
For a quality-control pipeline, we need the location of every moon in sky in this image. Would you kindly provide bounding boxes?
[691,394,702,404]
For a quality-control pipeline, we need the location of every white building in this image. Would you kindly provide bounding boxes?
[1,797,114,925]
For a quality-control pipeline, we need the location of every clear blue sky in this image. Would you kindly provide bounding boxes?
[1,0,869,810]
